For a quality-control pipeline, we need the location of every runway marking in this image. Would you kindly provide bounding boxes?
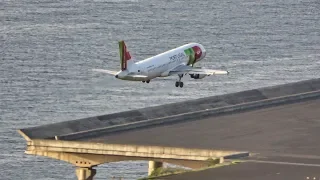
[246,160,320,167]
[258,153,320,160]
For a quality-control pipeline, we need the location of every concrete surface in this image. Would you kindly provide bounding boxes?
[86,98,320,179]
[154,162,320,180]
[87,99,320,157]
[19,78,320,140]
[56,90,320,140]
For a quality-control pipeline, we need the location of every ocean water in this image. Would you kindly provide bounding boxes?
[1,0,319,179]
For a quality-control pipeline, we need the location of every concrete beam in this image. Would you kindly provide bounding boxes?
[25,150,230,180]
[25,150,109,167]
[26,139,249,162]
[23,141,248,179]
[26,150,226,169]
[17,129,31,141]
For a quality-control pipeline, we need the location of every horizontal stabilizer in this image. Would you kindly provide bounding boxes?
[92,69,118,75]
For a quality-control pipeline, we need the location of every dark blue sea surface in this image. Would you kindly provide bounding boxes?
[1,0,319,179]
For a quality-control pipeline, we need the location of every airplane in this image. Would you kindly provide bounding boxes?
[93,41,229,88]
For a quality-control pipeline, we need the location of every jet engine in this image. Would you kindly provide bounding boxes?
[190,74,206,79]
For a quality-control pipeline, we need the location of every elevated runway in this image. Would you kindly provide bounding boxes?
[90,99,320,156]
[91,98,320,179]
[18,78,320,179]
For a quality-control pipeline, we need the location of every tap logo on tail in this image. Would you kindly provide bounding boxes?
[119,41,132,70]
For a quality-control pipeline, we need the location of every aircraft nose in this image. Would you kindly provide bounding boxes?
[202,50,206,58]
[198,44,206,59]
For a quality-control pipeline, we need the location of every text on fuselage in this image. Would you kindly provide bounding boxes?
[146,52,186,72]
[169,53,185,62]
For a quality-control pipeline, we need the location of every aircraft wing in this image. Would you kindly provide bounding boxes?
[93,69,148,80]
[168,64,229,76]
[92,69,118,75]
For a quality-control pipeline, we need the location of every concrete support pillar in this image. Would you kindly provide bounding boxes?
[76,167,96,180]
[219,157,224,164]
[148,161,163,176]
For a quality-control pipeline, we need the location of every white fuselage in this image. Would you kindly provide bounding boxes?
[115,43,206,81]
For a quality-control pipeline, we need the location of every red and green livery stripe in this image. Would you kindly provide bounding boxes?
[184,46,202,66]
[119,41,131,70]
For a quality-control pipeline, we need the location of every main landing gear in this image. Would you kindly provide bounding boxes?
[175,74,184,88]
[142,80,150,83]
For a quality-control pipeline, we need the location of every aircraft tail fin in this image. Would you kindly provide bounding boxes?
[119,40,136,71]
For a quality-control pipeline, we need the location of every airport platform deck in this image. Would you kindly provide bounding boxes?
[18,78,320,179]
[157,162,320,180]
[95,98,320,179]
